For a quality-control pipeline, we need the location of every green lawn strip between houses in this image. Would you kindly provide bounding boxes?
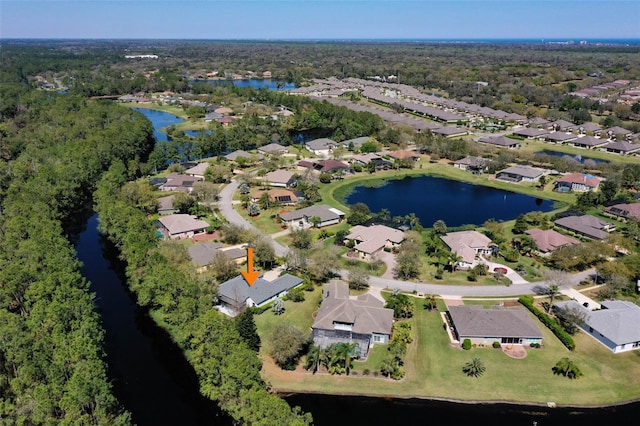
[257,294,640,406]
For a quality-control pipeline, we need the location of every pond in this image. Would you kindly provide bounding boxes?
[133,107,184,142]
[344,175,556,227]
[535,150,608,165]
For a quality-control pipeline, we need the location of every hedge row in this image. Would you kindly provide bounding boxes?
[518,296,575,351]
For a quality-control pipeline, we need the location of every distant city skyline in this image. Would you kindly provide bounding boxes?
[2,1,639,40]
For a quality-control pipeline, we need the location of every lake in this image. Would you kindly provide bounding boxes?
[345,175,556,227]
[199,79,297,91]
[535,150,608,165]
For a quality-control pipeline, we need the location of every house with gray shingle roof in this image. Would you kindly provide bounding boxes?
[604,203,640,221]
[264,169,297,188]
[571,135,608,149]
[217,273,304,315]
[602,141,640,155]
[157,214,209,239]
[545,131,578,143]
[554,300,640,353]
[224,150,262,162]
[188,242,225,272]
[513,127,549,139]
[305,138,338,157]
[496,165,545,183]
[279,204,345,229]
[448,305,543,346]
[157,195,178,215]
[257,143,288,155]
[554,214,615,240]
[477,135,521,149]
[312,281,394,358]
[184,162,210,178]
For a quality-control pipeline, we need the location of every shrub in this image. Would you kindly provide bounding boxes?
[492,341,501,349]
[462,339,472,350]
[519,296,575,350]
[285,288,305,302]
[363,368,370,376]
[530,343,541,348]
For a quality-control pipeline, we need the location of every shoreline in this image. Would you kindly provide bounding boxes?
[276,388,640,410]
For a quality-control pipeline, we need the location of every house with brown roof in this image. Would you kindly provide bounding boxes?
[251,188,301,206]
[453,156,487,174]
[350,153,393,170]
[496,165,545,183]
[387,150,420,161]
[298,159,350,173]
[524,228,579,254]
[570,135,608,149]
[549,120,575,132]
[432,126,468,138]
[224,150,262,163]
[312,281,394,358]
[157,195,178,215]
[512,127,549,139]
[440,230,495,269]
[157,214,209,239]
[184,162,210,178]
[161,173,203,193]
[448,305,543,346]
[545,131,578,144]
[346,225,404,260]
[604,203,640,221]
[477,135,521,149]
[554,173,602,192]
[264,170,296,188]
[554,214,615,240]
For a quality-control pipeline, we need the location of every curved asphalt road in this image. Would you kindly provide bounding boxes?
[218,180,594,297]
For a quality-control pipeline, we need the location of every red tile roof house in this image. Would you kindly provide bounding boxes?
[525,228,579,254]
[345,224,405,260]
[157,214,209,239]
[604,203,640,221]
[448,305,543,347]
[554,173,602,192]
[440,230,495,269]
[312,281,394,358]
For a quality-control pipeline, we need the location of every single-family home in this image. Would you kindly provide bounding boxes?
[161,173,203,192]
[279,204,345,229]
[604,203,640,221]
[554,173,602,192]
[528,117,550,128]
[217,273,304,315]
[496,165,545,183]
[257,143,288,156]
[264,170,297,188]
[554,300,640,353]
[224,150,262,163]
[605,126,633,140]
[157,195,178,215]
[554,214,615,240]
[346,224,404,260]
[432,126,468,138]
[387,150,420,162]
[578,122,602,135]
[349,153,393,170]
[298,159,350,173]
[342,136,372,150]
[453,156,487,174]
[440,230,495,269]
[512,127,549,139]
[549,120,574,132]
[524,228,579,254]
[188,242,225,273]
[305,138,339,157]
[312,281,394,358]
[602,141,640,155]
[157,214,209,239]
[184,162,210,179]
[448,305,543,346]
[251,188,301,206]
[477,135,521,149]
[570,136,608,149]
[545,132,578,144]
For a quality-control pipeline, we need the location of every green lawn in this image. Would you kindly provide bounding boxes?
[258,294,640,406]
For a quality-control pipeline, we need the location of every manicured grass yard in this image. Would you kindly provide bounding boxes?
[257,293,640,406]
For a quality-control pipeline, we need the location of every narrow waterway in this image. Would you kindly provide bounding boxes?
[75,214,229,425]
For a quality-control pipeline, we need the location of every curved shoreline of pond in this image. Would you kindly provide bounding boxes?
[325,164,571,216]
[278,388,640,411]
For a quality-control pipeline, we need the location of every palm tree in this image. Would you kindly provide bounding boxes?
[423,294,438,311]
[463,357,486,378]
[546,284,560,313]
[331,342,356,375]
[304,345,322,374]
[433,219,447,235]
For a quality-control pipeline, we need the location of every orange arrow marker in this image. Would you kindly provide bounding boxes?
[241,247,261,286]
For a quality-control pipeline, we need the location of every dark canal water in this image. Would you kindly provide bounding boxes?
[345,175,556,227]
[74,214,230,425]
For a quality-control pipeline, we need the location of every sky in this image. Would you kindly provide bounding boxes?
[2,1,639,40]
